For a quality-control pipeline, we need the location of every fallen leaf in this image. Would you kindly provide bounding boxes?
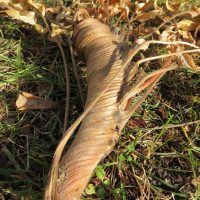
[16,92,57,111]
[159,26,177,41]
[3,8,36,25]
[0,0,36,25]
[0,0,11,9]
[177,20,198,32]
[51,23,65,37]
[178,30,196,43]
[133,10,162,22]
[131,26,159,37]
[134,38,149,50]
[26,0,46,16]
[182,53,197,71]
[48,23,67,44]
[190,6,200,18]
[165,0,174,11]
[135,1,154,14]
[34,23,44,33]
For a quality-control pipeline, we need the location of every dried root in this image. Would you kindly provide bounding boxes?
[45,10,200,200]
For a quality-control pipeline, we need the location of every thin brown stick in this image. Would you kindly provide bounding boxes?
[125,66,176,117]
[140,120,200,134]
[67,37,85,107]
[142,11,191,39]
[56,40,70,133]
[38,13,70,132]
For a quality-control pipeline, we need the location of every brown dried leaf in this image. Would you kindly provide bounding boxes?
[159,26,177,41]
[182,53,197,71]
[3,8,36,25]
[177,20,198,32]
[51,23,64,37]
[16,92,56,111]
[178,30,196,43]
[190,6,200,18]
[0,0,36,25]
[49,23,67,44]
[133,10,162,22]
[136,1,154,14]
[165,0,180,12]
[34,23,44,33]
[26,0,45,16]
[165,0,174,12]
[0,0,11,8]
[0,0,46,26]
[131,26,159,37]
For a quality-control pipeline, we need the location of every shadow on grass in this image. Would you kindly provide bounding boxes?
[0,18,86,200]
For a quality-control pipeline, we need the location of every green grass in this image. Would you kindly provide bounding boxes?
[0,1,200,200]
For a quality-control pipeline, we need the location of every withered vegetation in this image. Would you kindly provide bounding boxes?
[0,0,200,200]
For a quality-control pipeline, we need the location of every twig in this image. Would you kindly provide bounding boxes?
[142,11,191,39]
[123,64,177,103]
[35,11,70,132]
[124,60,175,119]
[123,40,200,70]
[141,120,200,133]
[67,37,85,107]
[56,40,70,133]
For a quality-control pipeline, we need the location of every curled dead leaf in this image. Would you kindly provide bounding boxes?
[16,92,57,111]
[134,38,149,51]
[26,0,45,16]
[51,23,65,38]
[190,6,200,18]
[0,0,11,9]
[133,9,162,22]
[3,8,36,25]
[0,0,36,25]
[165,0,174,12]
[48,23,68,44]
[135,1,154,14]
[34,23,44,33]
[159,26,177,42]
[182,53,197,71]
[178,30,196,43]
[0,0,46,25]
[177,20,198,32]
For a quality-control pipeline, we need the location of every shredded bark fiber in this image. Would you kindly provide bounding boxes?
[45,11,194,200]
[60,17,127,200]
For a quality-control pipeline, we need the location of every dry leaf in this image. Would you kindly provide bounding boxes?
[0,0,36,25]
[133,10,162,22]
[4,9,36,25]
[190,6,200,18]
[130,26,159,37]
[177,20,198,32]
[16,92,56,111]
[135,1,154,14]
[134,38,149,50]
[26,0,46,16]
[0,0,11,8]
[182,53,197,71]
[48,23,67,44]
[51,23,67,37]
[165,0,174,12]
[159,26,177,41]
[0,0,46,25]
[178,30,196,43]
[34,23,44,33]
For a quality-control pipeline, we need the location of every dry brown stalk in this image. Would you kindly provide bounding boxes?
[45,11,200,200]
